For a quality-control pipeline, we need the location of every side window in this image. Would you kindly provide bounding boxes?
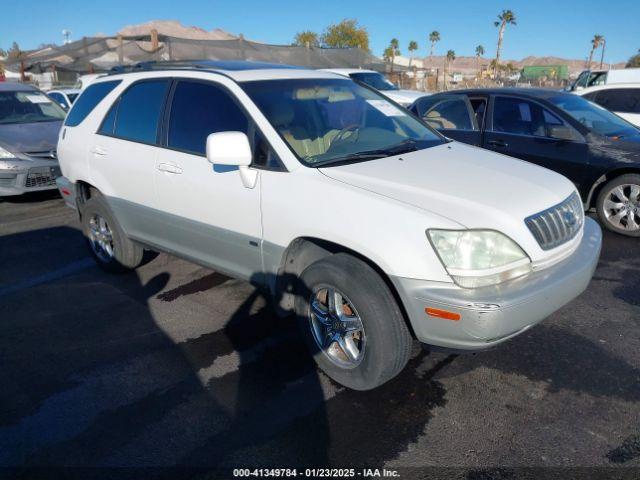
[493,96,570,138]
[64,80,121,127]
[252,129,284,170]
[168,81,248,155]
[587,72,607,87]
[596,89,640,114]
[98,99,119,135]
[422,97,474,130]
[469,98,487,130]
[113,80,169,144]
[493,97,537,135]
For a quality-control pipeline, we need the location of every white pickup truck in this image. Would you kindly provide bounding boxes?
[56,61,602,390]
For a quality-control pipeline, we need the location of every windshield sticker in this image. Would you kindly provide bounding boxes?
[366,99,404,117]
[24,94,53,104]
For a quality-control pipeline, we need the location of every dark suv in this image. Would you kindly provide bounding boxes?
[410,89,640,236]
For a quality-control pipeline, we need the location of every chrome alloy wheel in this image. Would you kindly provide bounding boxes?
[88,213,115,262]
[603,184,640,232]
[308,286,366,369]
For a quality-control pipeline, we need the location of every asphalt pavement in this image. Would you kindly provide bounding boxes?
[0,191,638,479]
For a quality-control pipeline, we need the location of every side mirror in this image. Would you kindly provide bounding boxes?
[206,131,257,189]
[206,131,252,167]
[548,125,576,141]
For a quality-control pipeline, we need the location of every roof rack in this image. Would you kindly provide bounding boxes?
[107,59,303,75]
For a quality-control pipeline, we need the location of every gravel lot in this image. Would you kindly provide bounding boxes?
[0,192,639,478]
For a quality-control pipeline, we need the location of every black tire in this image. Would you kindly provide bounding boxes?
[596,174,640,237]
[295,253,412,390]
[81,193,144,272]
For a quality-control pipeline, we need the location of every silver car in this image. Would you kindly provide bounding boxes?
[0,83,65,197]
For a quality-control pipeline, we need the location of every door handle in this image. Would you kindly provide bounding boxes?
[157,163,183,174]
[91,147,107,156]
[487,140,508,148]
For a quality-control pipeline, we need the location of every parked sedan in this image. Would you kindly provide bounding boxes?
[0,83,65,198]
[410,89,640,236]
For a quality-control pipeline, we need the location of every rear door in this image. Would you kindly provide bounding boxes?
[483,95,592,190]
[90,79,171,242]
[411,94,482,146]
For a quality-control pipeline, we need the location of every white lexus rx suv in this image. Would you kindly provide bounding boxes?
[56,61,602,390]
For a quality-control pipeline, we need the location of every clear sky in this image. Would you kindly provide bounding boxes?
[2,0,639,63]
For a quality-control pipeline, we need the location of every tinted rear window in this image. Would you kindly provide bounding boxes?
[113,80,169,144]
[596,89,640,114]
[64,81,121,127]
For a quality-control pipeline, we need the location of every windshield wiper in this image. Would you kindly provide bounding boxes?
[312,151,389,167]
[313,140,420,168]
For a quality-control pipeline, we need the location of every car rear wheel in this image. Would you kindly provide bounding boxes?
[295,253,412,390]
[596,174,640,237]
[81,193,144,272]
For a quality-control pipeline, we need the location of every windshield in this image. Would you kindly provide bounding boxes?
[569,70,607,91]
[349,72,399,91]
[548,94,639,139]
[0,91,66,125]
[242,78,443,167]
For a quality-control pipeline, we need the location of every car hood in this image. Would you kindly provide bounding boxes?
[0,121,62,156]
[319,141,577,256]
[382,89,430,105]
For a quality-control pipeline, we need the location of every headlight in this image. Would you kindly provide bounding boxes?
[427,229,532,288]
[0,146,16,159]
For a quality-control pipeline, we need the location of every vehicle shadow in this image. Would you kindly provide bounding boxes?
[0,225,457,475]
[0,226,333,475]
[0,190,61,204]
[592,228,640,308]
[174,271,452,469]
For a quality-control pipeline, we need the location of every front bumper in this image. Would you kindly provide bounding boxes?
[0,162,61,196]
[392,217,602,351]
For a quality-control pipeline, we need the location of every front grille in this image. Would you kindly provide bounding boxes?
[525,192,584,250]
[25,167,59,188]
[25,150,57,160]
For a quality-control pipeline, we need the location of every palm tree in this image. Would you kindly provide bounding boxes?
[494,10,517,76]
[445,49,456,89]
[587,34,604,69]
[386,38,401,73]
[408,40,418,69]
[599,37,607,69]
[383,46,395,64]
[475,45,485,75]
[429,31,440,58]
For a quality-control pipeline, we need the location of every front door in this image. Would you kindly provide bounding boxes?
[484,95,591,192]
[153,78,262,281]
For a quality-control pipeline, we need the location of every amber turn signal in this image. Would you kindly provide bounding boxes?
[425,307,461,321]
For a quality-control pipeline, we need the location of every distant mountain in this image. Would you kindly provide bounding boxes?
[420,54,625,75]
[117,20,237,41]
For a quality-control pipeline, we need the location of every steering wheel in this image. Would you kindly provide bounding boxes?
[332,124,361,146]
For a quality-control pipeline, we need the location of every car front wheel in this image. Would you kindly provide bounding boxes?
[596,174,640,237]
[295,253,412,390]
